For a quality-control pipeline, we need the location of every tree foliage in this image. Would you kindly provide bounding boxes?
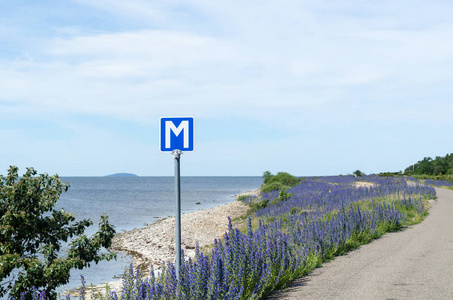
[261,171,301,193]
[404,153,453,176]
[353,170,366,177]
[0,166,116,299]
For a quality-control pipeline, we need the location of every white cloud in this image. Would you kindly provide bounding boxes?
[2,1,453,175]
[74,0,168,21]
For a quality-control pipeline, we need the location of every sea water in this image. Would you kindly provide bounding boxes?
[53,176,262,295]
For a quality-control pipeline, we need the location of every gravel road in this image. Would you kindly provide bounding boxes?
[269,187,453,300]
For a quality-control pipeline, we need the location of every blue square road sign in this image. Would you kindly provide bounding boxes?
[160,117,194,152]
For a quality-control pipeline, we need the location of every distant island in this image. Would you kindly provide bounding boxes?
[105,173,138,177]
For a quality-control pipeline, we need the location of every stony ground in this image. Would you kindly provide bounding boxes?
[111,199,250,270]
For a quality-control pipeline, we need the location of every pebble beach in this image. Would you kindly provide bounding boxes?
[111,199,250,270]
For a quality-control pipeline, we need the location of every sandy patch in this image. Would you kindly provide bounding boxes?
[355,181,375,188]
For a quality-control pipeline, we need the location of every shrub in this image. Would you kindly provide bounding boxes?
[261,171,300,193]
[353,170,366,177]
[0,166,116,299]
[261,182,290,193]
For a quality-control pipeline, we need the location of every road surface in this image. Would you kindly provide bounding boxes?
[269,187,453,299]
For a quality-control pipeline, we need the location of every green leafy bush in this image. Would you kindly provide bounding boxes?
[247,199,270,215]
[261,171,300,193]
[277,189,292,202]
[0,166,116,299]
[353,170,366,177]
[261,182,290,193]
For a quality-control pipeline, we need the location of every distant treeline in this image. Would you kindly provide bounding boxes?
[404,153,453,176]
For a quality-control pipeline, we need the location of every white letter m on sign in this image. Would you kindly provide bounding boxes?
[165,121,189,149]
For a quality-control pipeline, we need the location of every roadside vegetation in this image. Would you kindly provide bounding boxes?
[376,153,453,190]
[400,153,453,189]
[52,173,434,300]
[403,153,453,177]
[6,167,442,300]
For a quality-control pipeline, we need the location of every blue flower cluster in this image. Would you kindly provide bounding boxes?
[100,176,435,299]
[424,179,453,188]
[248,176,433,219]
[14,287,46,300]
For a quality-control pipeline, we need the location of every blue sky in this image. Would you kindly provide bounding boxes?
[1,0,452,176]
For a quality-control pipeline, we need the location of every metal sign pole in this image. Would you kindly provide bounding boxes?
[173,149,182,281]
[161,117,194,281]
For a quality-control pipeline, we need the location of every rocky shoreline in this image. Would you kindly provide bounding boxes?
[111,199,250,271]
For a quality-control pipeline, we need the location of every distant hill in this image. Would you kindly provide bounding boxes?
[105,173,138,177]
